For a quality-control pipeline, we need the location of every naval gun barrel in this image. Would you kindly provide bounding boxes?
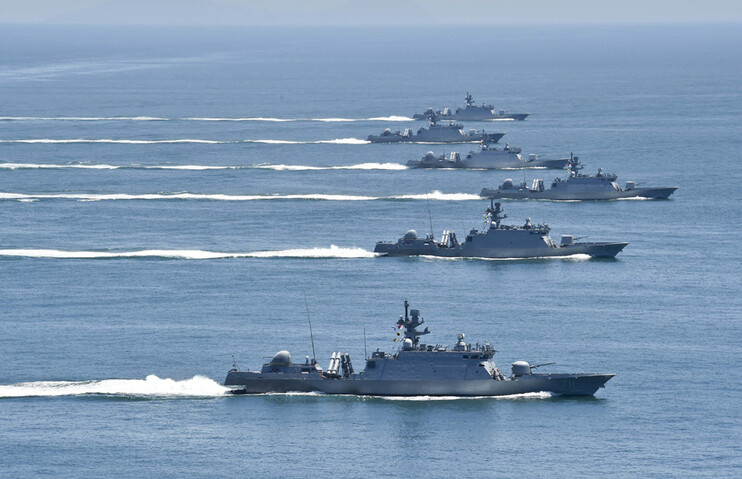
[530,362,556,370]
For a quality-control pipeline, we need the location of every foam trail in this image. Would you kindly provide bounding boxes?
[0,138,370,145]
[0,162,405,171]
[0,116,412,122]
[392,191,482,201]
[253,162,407,171]
[183,117,293,122]
[0,246,377,260]
[0,375,227,398]
[0,139,228,144]
[0,190,478,202]
[242,138,370,145]
[0,162,122,170]
[0,116,168,121]
[366,116,414,121]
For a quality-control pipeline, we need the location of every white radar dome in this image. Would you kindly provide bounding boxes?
[270,350,292,365]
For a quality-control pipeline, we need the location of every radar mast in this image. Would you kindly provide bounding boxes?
[397,300,430,347]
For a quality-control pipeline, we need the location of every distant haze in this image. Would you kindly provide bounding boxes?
[2,0,741,25]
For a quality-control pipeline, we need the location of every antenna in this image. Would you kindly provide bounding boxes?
[303,291,317,364]
[363,326,368,360]
[426,194,434,240]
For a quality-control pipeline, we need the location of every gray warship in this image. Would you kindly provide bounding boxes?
[407,143,570,169]
[481,156,679,200]
[413,93,529,122]
[225,301,614,397]
[374,200,628,259]
[367,120,505,144]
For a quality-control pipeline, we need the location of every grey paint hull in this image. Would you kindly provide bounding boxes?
[225,371,613,397]
[374,241,628,259]
[369,132,505,144]
[408,157,568,170]
[481,186,678,200]
[436,112,529,121]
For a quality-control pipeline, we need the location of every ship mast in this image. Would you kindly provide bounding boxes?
[486,199,507,229]
[397,300,430,347]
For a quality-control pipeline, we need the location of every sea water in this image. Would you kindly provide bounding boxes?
[0,24,740,477]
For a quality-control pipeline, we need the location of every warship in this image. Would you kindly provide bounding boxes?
[481,156,678,200]
[408,143,570,169]
[413,93,529,122]
[374,200,628,259]
[225,301,614,397]
[367,120,504,144]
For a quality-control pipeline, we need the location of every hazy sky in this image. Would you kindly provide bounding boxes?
[1,0,741,25]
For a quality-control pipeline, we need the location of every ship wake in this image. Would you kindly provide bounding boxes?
[0,245,378,260]
[0,116,412,122]
[0,138,370,145]
[0,190,480,202]
[0,162,407,171]
[0,375,228,399]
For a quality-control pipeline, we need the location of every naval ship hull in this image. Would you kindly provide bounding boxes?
[408,156,568,170]
[369,132,504,144]
[374,242,628,259]
[480,186,678,200]
[225,371,613,397]
[436,112,529,121]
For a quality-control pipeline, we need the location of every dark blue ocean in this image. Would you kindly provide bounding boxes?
[1,24,740,477]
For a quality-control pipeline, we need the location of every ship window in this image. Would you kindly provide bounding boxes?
[301,368,310,373]
[471,354,479,359]
[463,355,469,359]
[366,360,376,369]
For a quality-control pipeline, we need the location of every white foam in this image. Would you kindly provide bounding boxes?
[315,138,370,145]
[371,391,555,401]
[0,116,167,121]
[0,162,404,171]
[241,138,370,145]
[0,375,227,398]
[0,116,412,122]
[255,391,555,401]
[145,165,238,170]
[391,191,482,201]
[245,245,376,258]
[182,117,293,122]
[419,254,592,262]
[0,190,476,202]
[0,139,228,144]
[0,162,121,170]
[366,116,414,121]
[0,138,370,145]
[0,245,377,260]
[253,162,406,171]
